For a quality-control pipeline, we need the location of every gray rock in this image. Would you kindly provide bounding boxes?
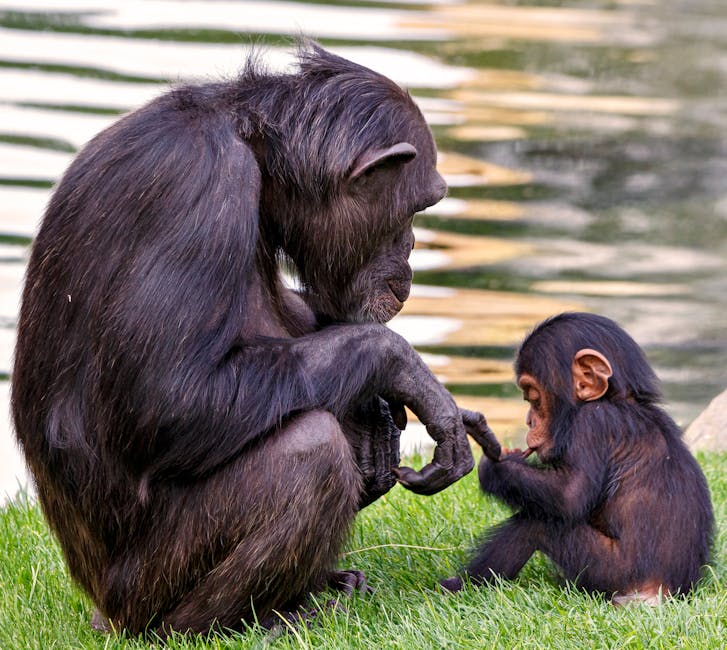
[685,389,727,452]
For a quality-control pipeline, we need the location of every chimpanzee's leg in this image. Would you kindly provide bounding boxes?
[440,513,537,591]
[444,514,662,602]
[467,514,538,584]
[537,521,662,600]
[98,410,361,635]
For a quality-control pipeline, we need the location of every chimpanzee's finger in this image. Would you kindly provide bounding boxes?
[393,463,452,495]
[387,400,408,430]
[394,436,454,494]
[395,454,474,495]
[460,408,501,461]
[460,408,484,428]
[394,432,474,495]
[452,427,476,475]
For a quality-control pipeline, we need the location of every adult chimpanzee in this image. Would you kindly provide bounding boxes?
[441,312,714,604]
[13,44,497,636]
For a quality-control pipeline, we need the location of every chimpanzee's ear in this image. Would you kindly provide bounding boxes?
[349,142,417,181]
[572,348,613,402]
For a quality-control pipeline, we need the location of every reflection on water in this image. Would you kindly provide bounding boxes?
[1,0,727,496]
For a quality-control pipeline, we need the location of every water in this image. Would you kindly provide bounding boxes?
[1,0,726,498]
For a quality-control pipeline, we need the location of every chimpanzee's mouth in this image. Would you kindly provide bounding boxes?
[387,280,410,304]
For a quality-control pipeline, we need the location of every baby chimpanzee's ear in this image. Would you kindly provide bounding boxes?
[349,142,417,181]
[572,348,613,402]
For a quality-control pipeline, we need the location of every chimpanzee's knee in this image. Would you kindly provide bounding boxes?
[278,410,349,457]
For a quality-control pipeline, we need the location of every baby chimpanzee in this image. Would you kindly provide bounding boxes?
[442,312,713,604]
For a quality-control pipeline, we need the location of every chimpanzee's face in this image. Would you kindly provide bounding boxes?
[332,122,446,323]
[278,102,446,324]
[518,373,554,461]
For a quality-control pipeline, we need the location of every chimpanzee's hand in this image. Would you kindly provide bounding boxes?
[379,333,477,495]
[460,408,501,461]
[342,397,401,508]
[393,413,474,495]
[394,408,499,494]
[476,454,498,494]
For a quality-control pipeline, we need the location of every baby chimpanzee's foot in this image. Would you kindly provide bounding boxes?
[439,576,464,593]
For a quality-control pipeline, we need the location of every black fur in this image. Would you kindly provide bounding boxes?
[449,313,714,601]
[12,44,475,635]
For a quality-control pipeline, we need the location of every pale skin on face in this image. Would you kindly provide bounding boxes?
[517,373,550,457]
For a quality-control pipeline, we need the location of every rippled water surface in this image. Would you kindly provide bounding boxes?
[2,0,727,496]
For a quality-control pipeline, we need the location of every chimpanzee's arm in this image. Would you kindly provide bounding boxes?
[112,322,472,492]
[280,285,402,505]
[477,443,607,521]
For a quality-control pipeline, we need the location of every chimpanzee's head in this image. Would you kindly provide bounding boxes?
[515,312,661,461]
[261,44,446,323]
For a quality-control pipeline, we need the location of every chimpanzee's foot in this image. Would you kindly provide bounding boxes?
[439,576,464,593]
[328,569,372,596]
[260,597,350,635]
[612,589,663,607]
[90,608,112,633]
[260,570,369,633]
[260,607,314,631]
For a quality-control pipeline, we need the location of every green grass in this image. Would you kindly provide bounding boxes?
[1,452,725,649]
